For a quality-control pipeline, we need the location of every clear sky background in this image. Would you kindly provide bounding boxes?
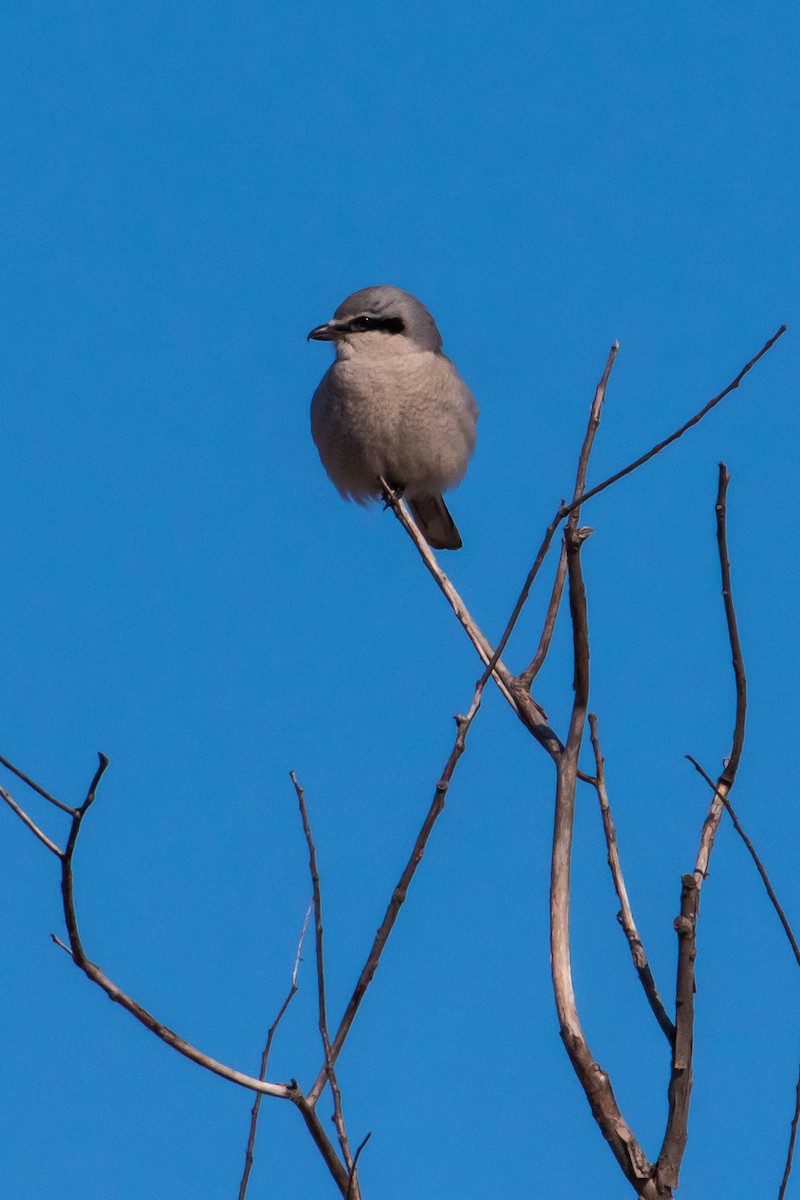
[1,4,798,1198]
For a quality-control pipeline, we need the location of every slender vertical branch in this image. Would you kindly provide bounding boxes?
[550,522,656,1194]
[238,902,313,1200]
[493,340,619,688]
[292,773,358,1189]
[656,463,749,1193]
[517,542,568,688]
[778,1066,800,1200]
[588,714,675,1046]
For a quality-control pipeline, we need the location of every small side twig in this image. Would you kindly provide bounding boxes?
[778,1065,800,1200]
[237,901,313,1200]
[560,326,786,518]
[589,714,675,1046]
[0,754,77,814]
[498,340,619,689]
[346,1131,373,1200]
[685,756,800,969]
[516,541,568,689]
[1,786,63,857]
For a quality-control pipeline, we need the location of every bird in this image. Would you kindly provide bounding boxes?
[308,285,479,550]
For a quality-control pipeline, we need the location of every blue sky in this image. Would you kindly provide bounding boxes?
[1,3,798,1197]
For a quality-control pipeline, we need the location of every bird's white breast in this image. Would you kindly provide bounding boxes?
[311,348,478,502]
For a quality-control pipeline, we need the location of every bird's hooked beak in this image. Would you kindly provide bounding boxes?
[307,321,343,342]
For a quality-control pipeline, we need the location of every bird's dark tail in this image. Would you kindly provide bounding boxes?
[408,494,462,551]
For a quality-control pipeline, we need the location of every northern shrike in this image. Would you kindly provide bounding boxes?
[308,286,479,550]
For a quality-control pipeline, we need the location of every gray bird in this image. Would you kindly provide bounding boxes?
[308,285,479,550]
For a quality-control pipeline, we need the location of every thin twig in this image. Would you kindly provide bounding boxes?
[307,683,485,1106]
[572,341,620,506]
[292,775,356,1175]
[346,1132,373,1200]
[560,326,786,518]
[517,541,568,688]
[493,341,620,690]
[779,1066,800,1200]
[0,753,77,814]
[686,757,800,969]
[694,464,747,881]
[238,901,313,1200]
[46,755,352,1192]
[1,786,63,857]
[589,714,676,1046]
[56,757,291,1088]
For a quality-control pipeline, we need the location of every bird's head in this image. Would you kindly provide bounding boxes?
[307,286,443,357]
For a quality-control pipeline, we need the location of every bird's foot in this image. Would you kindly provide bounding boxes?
[379,477,405,509]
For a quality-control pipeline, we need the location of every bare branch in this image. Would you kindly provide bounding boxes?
[550,523,655,1194]
[292,774,357,1185]
[572,342,620,503]
[42,754,352,1193]
[656,873,698,1192]
[307,682,486,1106]
[496,341,619,688]
[694,464,747,881]
[346,1132,373,1200]
[56,757,291,1095]
[380,481,563,763]
[0,753,77,814]
[588,714,676,1046]
[1,786,63,857]
[656,463,749,1192]
[686,756,800,970]
[517,541,568,688]
[779,1066,800,1200]
[238,901,313,1200]
[560,325,787,518]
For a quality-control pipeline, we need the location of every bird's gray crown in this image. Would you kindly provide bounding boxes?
[331,285,444,352]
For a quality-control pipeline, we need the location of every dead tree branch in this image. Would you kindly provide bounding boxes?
[588,714,675,1047]
[517,541,568,688]
[685,756,800,969]
[238,902,312,1200]
[0,785,63,857]
[551,521,655,1194]
[0,753,77,814]
[655,463,748,1193]
[779,1066,800,1200]
[293,773,359,1192]
[380,478,563,761]
[0,753,353,1197]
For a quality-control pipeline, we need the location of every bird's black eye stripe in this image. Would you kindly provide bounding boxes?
[348,315,405,334]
